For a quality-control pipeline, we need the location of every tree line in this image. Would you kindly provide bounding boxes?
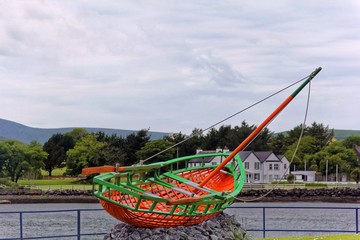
[0,121,359,183]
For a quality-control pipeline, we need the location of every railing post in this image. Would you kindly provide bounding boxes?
[262,207,266,238]
[356,208,359,234]
[77,210,81,240]
[19,212,23,240]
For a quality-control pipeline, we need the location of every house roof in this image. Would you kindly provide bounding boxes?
[189,151,216,163]
[253,151,271,163]
[253,151,280,163]
[239,151,252,160]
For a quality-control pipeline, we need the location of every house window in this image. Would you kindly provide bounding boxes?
[274,175,279,180]
[274,164,279,170]
[284,164,287,169]
[245,162,249,169]
[269,175,273,181]
[212,162,217,165]
[254,173,260,181]
[255,162,260,170]
[269,164,273,170]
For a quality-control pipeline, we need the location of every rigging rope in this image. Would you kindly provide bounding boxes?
[141,73,311,164]
[236,81,311,202]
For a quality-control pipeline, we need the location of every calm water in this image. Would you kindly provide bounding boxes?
[0,202,359,239]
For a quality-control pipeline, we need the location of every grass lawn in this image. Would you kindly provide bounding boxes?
[261,234,359,240]
[18,179,83,185]
[18,178,92,190]
[40,167,67,177]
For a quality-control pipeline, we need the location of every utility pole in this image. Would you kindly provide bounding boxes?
[325,160,328,183]
[336,164,338,184]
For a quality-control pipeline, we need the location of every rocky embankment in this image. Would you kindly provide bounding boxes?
[0,187,359,204]
[0,189,97,203]
[238,187,360,202]
[104,212,249,240]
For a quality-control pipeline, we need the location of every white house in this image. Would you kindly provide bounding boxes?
[253,151,290,183]
[189,148,230,167]
[241,151,263,183]
[291,171,316,182]
[189,148,290,183]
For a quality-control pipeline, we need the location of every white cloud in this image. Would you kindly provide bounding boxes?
[0,0,359,134]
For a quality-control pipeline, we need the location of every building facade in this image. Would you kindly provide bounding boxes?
[190,148,290,183]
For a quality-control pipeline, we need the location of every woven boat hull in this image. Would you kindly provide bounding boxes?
[91,152,245,228]
[100,199,219,228]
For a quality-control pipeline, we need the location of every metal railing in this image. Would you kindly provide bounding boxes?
[228,205,359,238]
[0,206,358,239]
[0,208,107,240]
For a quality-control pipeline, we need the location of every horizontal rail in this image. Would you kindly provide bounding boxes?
[228,206,359,238]
[0,206,358,239]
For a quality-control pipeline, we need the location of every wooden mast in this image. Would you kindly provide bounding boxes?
[199,67,322,187]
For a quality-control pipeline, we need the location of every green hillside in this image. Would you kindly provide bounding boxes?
[333,129,360,140]
[0,118,169,144]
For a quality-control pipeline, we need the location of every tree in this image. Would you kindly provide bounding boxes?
[201,121,272,152]
[277,122,333,155]
[0,140,46,182]
[95,132,127,166]
[65,128,89,143]
[66,135,106,176]
[317,141,357,175]
[284,136,317,171]
[26,141,47,179]
[165,129,205,157]
[350,168,360,184]
[43,133,74,176]
[270,133,287,155]
[342,136,360,149]
[136,140,176,164]
[123,129,150,166]
[306,122,333,150]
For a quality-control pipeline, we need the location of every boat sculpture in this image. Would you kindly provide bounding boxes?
[82,67,322,228]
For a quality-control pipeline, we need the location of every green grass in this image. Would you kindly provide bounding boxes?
[40,167,67,177]
[261,234,359,240]
[18,179,82,185]
[18,178,92,190]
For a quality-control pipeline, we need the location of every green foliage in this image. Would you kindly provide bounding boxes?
[286,174,294,183]
[0,177,18,189]
[285,136,317,171]
[0,140,46,182]
[136,140,176,164]
[201,121,272,152]
[123,129,151,165]
[65,128,90,142]
[342,135,360,148]
[43,133,74,176]
[66,135,106,176]
[350,168,360,184]
[95,132,127,166]
[317,141,357,175]
[165,129,204,158]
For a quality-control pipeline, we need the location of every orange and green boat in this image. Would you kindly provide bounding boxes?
[82,67,322,228]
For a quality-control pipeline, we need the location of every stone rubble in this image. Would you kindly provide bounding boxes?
[103,212,249,240]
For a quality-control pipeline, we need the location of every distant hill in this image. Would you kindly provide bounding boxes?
[333,129,360,140]
[0,119,169,144]
[267,129,360,141]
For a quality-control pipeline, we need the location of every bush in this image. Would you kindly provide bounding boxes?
[0,178,18,189]
[287,174,294,183]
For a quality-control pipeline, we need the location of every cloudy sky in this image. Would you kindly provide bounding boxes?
[0,0,359,135]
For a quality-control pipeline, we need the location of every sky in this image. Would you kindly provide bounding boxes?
[0,0,359,135]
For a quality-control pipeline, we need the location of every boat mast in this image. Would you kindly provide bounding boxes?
[199,67,322,187]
